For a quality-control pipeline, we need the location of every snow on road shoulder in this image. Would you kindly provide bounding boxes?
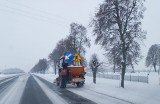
[34,74,131,104]
[0,74,29,104]
[67,85,131,104]
[34,73,58,83]
[33,75,68,104]
[36,73,160,104]
[0,74,20,80]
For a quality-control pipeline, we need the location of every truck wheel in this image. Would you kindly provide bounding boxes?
[60,76,66,88]
[76,82,81,87]
[56,82,60,86]
[81,82,84,87]
[59,78,63,88]
[77,82,84,87]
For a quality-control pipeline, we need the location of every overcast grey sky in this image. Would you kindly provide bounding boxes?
[0,0,159,72]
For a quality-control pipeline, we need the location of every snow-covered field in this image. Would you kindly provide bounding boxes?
[125,72,160,85]
[35,72,160,104]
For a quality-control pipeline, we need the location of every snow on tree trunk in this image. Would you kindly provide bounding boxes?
[93,71,97,84]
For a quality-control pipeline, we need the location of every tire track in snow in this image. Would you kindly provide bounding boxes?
[0,75,19,94]
[34,74,134,104]
[20,75,53,104]
[34,75,96,104]
[0,74,28,104]
[33,75,68,104]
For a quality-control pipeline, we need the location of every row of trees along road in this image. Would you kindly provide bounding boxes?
[91,0,146,88]
[146,44,160,72]
[30,59,48,73]
[48,23,90,75]
[31,0,146,88]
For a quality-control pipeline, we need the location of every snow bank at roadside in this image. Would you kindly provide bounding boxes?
[35,73,160,104]
[83,76,160,104]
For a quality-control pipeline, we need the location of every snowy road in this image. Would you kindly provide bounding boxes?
[20,75,53,104]
[0,74,96,104]
[0,74,27,104]
[34,75,96,104]
[0,75,19,94]
[35,74,133,104]
[0,74,134,104]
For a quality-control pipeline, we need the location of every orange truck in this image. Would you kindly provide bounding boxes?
[54,52,86,88]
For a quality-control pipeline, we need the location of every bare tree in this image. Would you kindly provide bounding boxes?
[146,44,160,72]
[49,39,66,75]
[89,54,103,84]
[38,59,49,73]
[105,45,121,73]
[30,64,39,73]
[49,49,59,75]
[59,23,91,65]
[69,23,90,56]
[49,23,90,73]
[91,0,146,87]
[31,58,48,73]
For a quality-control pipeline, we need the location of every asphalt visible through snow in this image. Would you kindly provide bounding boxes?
[20,75,96,104]
[20,75,53,104]
[0,74,96,104]
[35,75,96,104]
[0,76,19,93]
[0,74,131,104]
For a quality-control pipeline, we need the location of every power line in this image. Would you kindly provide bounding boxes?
[3,0,73,23]
[0,9,67,27]
[0,8,54,25]
[0,3,70,26]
